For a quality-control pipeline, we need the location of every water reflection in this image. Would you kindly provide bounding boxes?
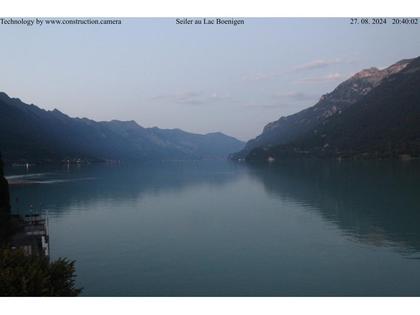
[8,160,244,215]
[8,159,420,255]
[247,159,420,255]
[5,159,420,296]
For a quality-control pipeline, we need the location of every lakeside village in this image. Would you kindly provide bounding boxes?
[9,157,122,169]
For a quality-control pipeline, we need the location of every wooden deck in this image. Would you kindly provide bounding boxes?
[9,213,49,258]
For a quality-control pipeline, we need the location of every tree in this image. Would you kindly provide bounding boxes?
[0,249,82,296]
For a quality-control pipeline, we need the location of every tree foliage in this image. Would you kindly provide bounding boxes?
[0,248,81,296]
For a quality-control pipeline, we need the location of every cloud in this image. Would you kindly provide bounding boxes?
[241,57,355,82]
[208,92,232,102]
[241,73,281,82]
[298,73,344,83]
[242,103,295,110]
[150,91,232,106]
[294,58,344,71]
[150,91,203,105]
[272,91,317,101]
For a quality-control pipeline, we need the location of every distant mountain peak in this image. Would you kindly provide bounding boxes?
[108,119,141,127]
[231,56,420,160]
[52,108,64,114]
[0,91,244,162]
[205,132,225,137]
[351,67,380,79]
[350,58,412,83]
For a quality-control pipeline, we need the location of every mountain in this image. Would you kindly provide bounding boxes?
[231,57,420,161]
[0,92,244,163]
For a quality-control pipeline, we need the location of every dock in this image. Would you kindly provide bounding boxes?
[9,213,49,258]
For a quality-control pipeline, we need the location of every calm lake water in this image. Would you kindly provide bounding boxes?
[6,159,420,296]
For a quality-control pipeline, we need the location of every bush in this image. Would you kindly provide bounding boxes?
[0,248,82,296]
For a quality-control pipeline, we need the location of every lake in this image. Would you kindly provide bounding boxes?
[6,159,420,296]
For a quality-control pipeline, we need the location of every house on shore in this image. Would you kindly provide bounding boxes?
[1,154,49,258]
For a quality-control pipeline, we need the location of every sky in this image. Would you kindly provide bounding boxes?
[0,18,419,141]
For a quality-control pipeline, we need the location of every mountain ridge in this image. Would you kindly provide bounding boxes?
[0,92,244,163]
[231,56,420,161]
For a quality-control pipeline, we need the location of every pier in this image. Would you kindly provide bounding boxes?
[8,213,49,258]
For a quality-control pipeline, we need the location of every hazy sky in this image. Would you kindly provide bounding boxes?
[0,18,419,141]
